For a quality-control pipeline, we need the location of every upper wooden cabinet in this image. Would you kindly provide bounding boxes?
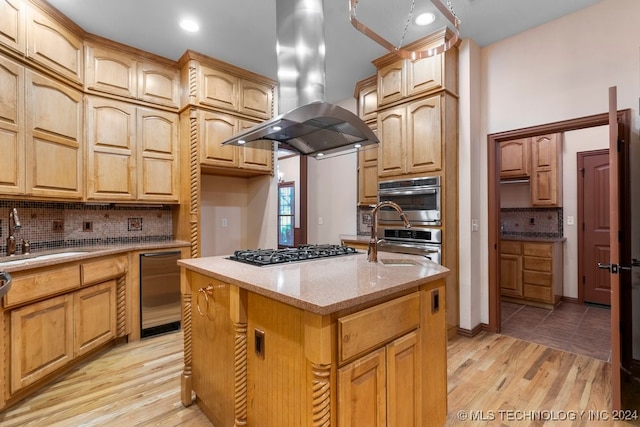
[499,138,530,180]
[0,0,26,55]
[373,29,457,108]
[530,134,562,206]
[180,52,275,120]
[0,55,25,195]
[198,110,271,174]
[25,69,83,199]
[354,75,378,123]
[358,142,378,205]
[378,95,442,178]
[85,96,179,202]
[85,40,180,108]
[26,5,83,84]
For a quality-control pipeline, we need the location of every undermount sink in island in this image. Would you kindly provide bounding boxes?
[178,251,450,427]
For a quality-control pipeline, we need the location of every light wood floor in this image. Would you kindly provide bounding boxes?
[0,331,626,426]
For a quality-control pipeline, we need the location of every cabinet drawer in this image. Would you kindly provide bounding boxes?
[4,265,81,308]
[523,270,552,287]
[501,241,522,255]
[82,255,127,285]
[523,284,553,302]
[338,293,419,364]
[523,243,553,258]
[523,256,552,272]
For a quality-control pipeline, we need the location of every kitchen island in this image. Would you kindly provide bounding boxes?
[178,250,449,427]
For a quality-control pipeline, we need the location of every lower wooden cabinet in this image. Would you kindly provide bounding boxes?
[10,293,74,393]
[74,280,117,357]
[500,239,564,307]
[338,330,422,426]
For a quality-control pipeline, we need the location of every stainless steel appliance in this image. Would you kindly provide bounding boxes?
[378,227,442,264]
[377,176,441,226]
[140,251,181,338]
[228,244,358,266]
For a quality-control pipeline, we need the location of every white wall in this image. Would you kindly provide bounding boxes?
[307,97,359,244]
[466,0,640,325]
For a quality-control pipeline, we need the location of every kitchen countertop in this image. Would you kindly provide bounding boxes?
[500,235,566,242]
[339,234,370,243]
[179,251,449,315]
[0,240,190,272]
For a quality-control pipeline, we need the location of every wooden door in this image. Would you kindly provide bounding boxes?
[338,347,386,427]
[578,150,610,305]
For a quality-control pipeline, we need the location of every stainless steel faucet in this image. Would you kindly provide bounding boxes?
[368,201,411,262]
[6,208,21,256]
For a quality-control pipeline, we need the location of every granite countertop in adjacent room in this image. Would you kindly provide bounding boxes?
[500,235,567,242]
[179,251,449,315]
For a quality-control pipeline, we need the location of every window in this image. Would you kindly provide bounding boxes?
[278,182,295,247]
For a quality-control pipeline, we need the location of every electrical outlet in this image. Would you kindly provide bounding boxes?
[52,220,64,232]
[83,221,93,232]
[221,218,228,228]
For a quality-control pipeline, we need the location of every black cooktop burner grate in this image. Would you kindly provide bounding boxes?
[228,244,359,266]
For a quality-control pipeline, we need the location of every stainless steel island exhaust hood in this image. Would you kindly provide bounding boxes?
[221,0,379,158]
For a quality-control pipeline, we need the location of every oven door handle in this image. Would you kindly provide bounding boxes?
[378,241,440,256]
[379,188,438,197]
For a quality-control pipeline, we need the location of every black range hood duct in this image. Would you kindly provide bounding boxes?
[221,0,379,158]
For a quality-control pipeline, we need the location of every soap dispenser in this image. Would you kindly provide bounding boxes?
[21,239,30,255]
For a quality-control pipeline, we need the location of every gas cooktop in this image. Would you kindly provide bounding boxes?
[228,244,359,266]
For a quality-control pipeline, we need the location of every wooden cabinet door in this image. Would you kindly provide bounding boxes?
[138,59,180,108]
[377,106,406,178]
[0,55,25,195]
[531,134,562,206]
[238,80,273,120]
[137,107,179,202]
[26,6,83,84]
[200,110,238,167]
[500,253,523,297]
[357,76,378,122]
[387,330,422,427]
[406,96,441,174]
[85,96,136,201]
[338,347,387,427]
[10,293,74,393]
[74,280,117,357]
[84,42,138,99]
[238,119,272,172]
[406,55,442,97]
[499,138,530,179]
[25,70,83,199]
[0,0,26,54]
[358,125,378,205]
[377,61,405,107]
[198,65,239,111]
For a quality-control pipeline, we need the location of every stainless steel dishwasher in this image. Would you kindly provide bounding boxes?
[140,251,181,338]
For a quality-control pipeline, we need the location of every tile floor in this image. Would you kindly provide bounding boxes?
[501,300,611,361]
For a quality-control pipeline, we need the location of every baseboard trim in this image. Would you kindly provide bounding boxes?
[561,296,581,304]
[457,323,485,338]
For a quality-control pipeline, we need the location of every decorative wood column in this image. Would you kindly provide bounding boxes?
[230,286,248,426]
[181,280,193,406]
[115,274,127,337]
[304,312,334,427]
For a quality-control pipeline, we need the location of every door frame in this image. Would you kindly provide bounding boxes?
[576,148,609,305]
[487,109,631,333]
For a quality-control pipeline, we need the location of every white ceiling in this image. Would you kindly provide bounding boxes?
[47,0,600,103]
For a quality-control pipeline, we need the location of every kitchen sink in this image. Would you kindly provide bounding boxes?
[0,251,89,267]
[379,258,420,266]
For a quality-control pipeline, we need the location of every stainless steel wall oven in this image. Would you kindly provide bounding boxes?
[378,227,442,264]
[377,176,441,226]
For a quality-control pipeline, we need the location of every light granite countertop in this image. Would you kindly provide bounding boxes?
[179,251,449,315]
[0,240,190,273]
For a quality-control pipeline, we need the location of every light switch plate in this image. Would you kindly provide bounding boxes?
[567,216,575,226]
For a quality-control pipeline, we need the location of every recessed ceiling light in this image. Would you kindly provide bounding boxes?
[414,12,436,26]
[238,139,246,145]
[272,125,283,132]
[354,143,362,149]
[179,19,200,33]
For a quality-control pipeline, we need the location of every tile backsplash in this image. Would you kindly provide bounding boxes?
[1,201,173,255]
[500,207,563,238]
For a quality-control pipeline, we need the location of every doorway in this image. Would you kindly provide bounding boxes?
[577,149,610,306]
